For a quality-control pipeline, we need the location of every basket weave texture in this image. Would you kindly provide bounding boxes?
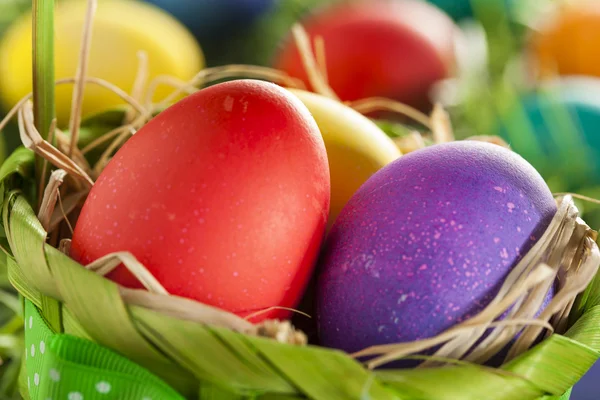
[2,165,599,399]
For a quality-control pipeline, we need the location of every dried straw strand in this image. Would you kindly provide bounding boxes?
[18,101,94,187]
[430,103,454,143]
[125,51,149,124]
[85,252,169,295]
[348,97,433,129]
[68,0,97,158]
[291,24,339,100]
[37,169,67,231]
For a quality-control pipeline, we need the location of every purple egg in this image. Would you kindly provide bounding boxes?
[316,141,557,355]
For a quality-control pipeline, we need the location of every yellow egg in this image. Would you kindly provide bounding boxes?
[288,89,402,227]
[0,0,204,124]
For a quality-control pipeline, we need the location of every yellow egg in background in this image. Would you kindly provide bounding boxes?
[0,0,204,125]
[288,89,402,228]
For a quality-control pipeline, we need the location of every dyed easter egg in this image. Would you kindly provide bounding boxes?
[0,0,203,124]
[530,0,600,79]
[495,77,600,193]
[317,141,556,353]
[274,0,458,111]
[71,79,330,322]
[288,89,401,227]
[143,0,275,42]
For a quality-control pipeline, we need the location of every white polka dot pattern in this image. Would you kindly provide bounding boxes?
[68,392,83,400]
[49,368,60,382]
[96,381,111,394]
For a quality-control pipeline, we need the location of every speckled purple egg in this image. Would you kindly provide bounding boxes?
[316,141,557,354]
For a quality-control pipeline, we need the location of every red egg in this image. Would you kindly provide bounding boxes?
[70,79,330,322]
[273,0,458,110]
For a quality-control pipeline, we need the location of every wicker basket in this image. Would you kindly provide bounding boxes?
[0,149,598,400]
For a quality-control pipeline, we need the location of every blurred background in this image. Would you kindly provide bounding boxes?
[0,0,599,398]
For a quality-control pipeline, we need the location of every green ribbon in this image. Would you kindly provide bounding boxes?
[20,297,576,400]
[22,299,184,400]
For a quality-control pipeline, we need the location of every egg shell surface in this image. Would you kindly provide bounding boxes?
[288,89,401,227]
[273,0,457,110]
[0,0,204,123]
[317,141,556,353]
[70,79,330,322]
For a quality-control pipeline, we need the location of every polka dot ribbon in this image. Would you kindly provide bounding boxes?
[23,300,184,400]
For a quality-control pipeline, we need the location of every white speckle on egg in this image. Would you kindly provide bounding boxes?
[223,95,234,112]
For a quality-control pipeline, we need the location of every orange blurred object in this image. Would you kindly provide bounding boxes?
[531,0,600,79]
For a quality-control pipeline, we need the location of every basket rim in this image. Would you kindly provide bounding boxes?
[3,185,600,400]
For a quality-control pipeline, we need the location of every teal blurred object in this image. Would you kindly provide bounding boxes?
[426,0,474,20]
[495,77,600,193]
[198,0,345,67]
[425,0,512,21]
[143,0,276,42]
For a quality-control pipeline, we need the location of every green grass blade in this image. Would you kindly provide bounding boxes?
[503,334,599,396]
[245,335,400,400]
[564,305,600,351]
[32,0,55,181]
[377,365,541,400]
[43,245,197,397]
[132,306,297,395]
[0,147,34,184]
